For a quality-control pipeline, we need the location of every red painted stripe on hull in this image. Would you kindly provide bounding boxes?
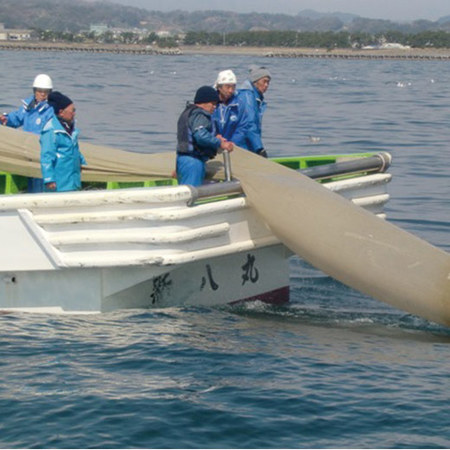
[232,286,289,305]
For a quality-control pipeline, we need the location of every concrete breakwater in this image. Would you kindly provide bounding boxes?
[1,43,450,60]
[0,43,182,55]
[264,50,450,60]
[181,45,450,60]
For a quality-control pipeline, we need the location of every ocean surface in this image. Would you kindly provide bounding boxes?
[0,50,449,448]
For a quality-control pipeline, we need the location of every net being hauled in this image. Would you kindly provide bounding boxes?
[0,126,177,182]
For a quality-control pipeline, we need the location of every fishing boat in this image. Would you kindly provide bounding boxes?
[0,126,393,313]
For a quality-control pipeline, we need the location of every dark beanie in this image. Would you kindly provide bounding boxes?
[48,91,73,113]
[194,86,219,104]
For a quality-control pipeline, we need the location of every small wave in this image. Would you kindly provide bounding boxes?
[223,287,450,340]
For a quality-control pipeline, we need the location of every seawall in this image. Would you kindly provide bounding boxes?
[1,42,450,60]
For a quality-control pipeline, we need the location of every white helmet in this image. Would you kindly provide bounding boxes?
[215,69,237,87]
[32,74,53,90]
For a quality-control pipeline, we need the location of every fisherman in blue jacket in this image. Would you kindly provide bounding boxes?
[212,69,248,148]
[0,74,54,192]
[237,65,271,157]
[40,92,86,192]
[176,86,233,187]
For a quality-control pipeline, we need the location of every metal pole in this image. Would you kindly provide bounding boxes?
[223,150,232,181]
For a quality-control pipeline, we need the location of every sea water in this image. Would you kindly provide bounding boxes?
[0,50,449,448]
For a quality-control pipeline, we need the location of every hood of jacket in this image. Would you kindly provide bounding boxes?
[239,79,264,99]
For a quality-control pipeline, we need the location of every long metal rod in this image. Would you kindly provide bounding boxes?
[299,152,391,180]
[188,180,243,205]
[189,153,391,204]
[223,150,232,182]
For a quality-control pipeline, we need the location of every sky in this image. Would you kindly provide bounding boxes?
[104,0,450,22]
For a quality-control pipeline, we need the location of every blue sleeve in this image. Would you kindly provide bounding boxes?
[231,98,250,147]
[40,129,57,183]
[192,128,221,156]
[241,91,263,151]
[190,112,221,158]
[6,105,26,129]
[212,108,222,135]
[80,152,87,166]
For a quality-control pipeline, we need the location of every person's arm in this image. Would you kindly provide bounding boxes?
[192,127,221,158]
[190,112,221,158]
[79,147,87,166]
[230,97,250,147]
[212,107,222,136]
[244,99,263,151]
[4,104,26,129]
[40,128,57,190]
[239,91,263,151]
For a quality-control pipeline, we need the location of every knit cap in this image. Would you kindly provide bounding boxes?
[194,86,220,104]
[249,65,271,83]
[48,91,73,113]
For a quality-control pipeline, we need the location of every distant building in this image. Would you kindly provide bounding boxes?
[380,43,411,49]
[90,24,109,35]
[0,24,32,41]
[249,26,270,32]
[362,43,411,50]
[156,30,171,38]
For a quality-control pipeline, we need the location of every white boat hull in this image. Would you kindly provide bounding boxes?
[2,244,290,313]
[0,172,391,313]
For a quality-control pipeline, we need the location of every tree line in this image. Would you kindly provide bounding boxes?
[34,29,450,49]
[183,30,450,49]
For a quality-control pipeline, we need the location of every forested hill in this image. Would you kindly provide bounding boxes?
[1,0,450,34]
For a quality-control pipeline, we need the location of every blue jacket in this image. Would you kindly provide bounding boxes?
[40,116,86,192]
[237,79,267,152]
[177,104,221,162]
[212,92,248,147]
[5,95,54,135]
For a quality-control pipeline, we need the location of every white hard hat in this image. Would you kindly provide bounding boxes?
[215,69,237,87]
[32,74,53,90]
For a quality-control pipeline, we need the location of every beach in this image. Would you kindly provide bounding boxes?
[1,41,450,59]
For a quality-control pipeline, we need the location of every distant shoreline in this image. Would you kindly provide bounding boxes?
[1,41,450,60]
[183,45,450,59]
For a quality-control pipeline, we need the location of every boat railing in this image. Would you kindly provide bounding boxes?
[0,152,391,199]
[299,152,391,181]
[188,180,243,205]
[188,152,392,205]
